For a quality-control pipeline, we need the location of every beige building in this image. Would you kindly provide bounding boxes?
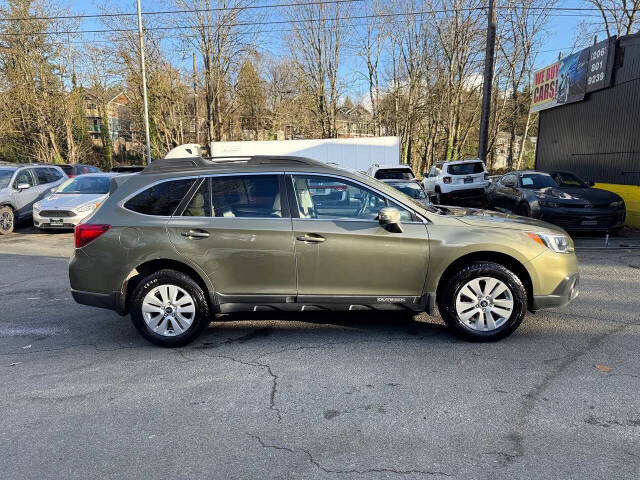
[84,91,134,155]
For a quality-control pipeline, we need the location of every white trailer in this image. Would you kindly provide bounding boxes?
[209,136,400,171]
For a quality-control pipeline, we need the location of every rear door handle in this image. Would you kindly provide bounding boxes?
[181,229,210,239]
[296,234,325,243]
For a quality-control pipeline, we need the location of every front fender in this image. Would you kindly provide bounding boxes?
[424,223,547,294]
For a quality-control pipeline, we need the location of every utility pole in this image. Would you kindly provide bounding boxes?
[136,0,152,164]
[478,0,496,163]
[193,52,199,146]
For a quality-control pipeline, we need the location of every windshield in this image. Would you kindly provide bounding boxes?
[0,169,14,189]
[520,173,558,189]
[552,172,589,188]
[56,176,110,194]
[375,169,415,180]
[447,162,484,175]
[391,182,427,199]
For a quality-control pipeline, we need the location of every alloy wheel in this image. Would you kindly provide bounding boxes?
[0,211,13,232]
[142,284,196,337]
[455,276,514,331]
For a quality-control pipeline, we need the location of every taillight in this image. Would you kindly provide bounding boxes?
[75,224,110,248]
[443,177,452,184]
[68,174,76,178]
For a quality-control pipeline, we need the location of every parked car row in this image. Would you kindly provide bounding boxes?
[0,163,117,234]
[365,159,625,233]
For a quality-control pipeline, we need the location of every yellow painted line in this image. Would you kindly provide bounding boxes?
[595,183,640,228]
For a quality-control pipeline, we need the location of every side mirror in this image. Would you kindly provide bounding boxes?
[377,207,403,233]
[588,180,595,187]
[16,183,30,191]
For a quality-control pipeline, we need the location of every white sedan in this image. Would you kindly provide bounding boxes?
[33,173,117,230]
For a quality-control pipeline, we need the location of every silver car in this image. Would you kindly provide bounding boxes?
[33,173,118,230]
[0,164,67,234]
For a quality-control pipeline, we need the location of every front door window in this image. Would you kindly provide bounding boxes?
[291,175,412,222]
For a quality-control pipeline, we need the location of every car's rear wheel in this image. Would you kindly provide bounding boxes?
[0,206,15,235]
[433,191,442,205]
[437,262,527,341]
[130,269,211,347]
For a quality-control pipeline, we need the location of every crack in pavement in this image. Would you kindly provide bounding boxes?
[498,321,632,468]
[198,350,282,422]
[248,434,450,477]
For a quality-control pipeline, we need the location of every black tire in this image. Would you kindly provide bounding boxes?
[130,269,211,347]
[437,262,528,341]
[518,202,531,217]
[433,191,442,205]
[0,206,15,235]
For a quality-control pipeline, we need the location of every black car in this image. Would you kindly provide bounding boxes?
[382,179,431,207]
[486,170,625,231]
[59,164,102,178]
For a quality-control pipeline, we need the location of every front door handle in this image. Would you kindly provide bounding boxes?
[181,229,210,239]
[296,234,325,243]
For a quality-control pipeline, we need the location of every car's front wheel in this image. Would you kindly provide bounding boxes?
[438,262,527,341]
[0,206,15,235]
[130,269,211,347]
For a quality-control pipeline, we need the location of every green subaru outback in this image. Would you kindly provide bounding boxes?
[69,156,579,347]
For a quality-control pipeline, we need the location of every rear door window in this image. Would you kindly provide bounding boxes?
[447,162,484,175]
[35,168,52,184]
[211,175,283,218]
[124,179,195,216]
[182,178,212,217]
[47,168,64,182]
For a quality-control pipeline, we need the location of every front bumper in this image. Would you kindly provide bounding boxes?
[33,209,89,229]
[531,272,579,310]
[537,206,625,231]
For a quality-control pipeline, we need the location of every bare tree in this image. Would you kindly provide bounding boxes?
[285,0,350,138]
[173,0,257,146]
[499,0,555,169]
[586,0,640,37]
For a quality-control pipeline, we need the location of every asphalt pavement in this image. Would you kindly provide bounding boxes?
[1,226,639,479]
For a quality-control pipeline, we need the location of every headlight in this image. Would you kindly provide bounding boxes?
[75,203,97,213]
[609,200,624,208]
[539,199,559,208]
[33,202,41,211]
[526,232,573,253]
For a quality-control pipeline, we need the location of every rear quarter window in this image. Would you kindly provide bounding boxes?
[124,179,195,216]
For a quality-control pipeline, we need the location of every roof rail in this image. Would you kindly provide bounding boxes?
[141,155,326,174]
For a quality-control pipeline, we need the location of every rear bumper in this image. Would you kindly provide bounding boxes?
[71,289,126,315]
[531,272,579,310]
[439,187,486,198]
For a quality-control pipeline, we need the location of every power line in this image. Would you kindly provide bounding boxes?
[0,6,604,37]
[0,0,364,22]
[0,2,614,23]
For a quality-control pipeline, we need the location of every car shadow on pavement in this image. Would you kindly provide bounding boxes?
[12,224,73,235]
[194,311,452,349]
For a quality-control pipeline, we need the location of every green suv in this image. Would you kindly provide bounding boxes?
[69,156,579,347]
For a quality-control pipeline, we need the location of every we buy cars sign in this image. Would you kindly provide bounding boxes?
[531,62,560,112]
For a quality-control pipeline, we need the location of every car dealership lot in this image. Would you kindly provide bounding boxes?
[1,228,639,479]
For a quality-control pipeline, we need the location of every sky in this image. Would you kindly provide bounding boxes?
[64,0,601,97]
